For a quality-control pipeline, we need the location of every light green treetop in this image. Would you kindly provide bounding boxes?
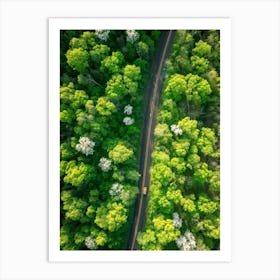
[108,144,133,164]
[66,48,89,73]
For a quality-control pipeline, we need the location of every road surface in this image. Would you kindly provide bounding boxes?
[127,30,176,250]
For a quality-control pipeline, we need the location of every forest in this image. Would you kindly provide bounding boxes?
[137,30,220,250]
[59,29,220,251]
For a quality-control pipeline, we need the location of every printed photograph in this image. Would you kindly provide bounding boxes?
[59,29,221,251]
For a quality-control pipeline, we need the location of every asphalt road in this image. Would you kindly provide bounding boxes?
[127,30,176,250]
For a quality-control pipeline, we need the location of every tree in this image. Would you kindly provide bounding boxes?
[209,170,220,194]
[180,197,196,214]
[60,82,75,104]
[61,190,88,222]
[63,160,95,187]
[137,229,158,250]
[152,216,180,246]
[98,157,112,172]
[60,107,75,124]
[123,64,141,81]
[185,74,212,107]
[195,218,220,240]
[178,117,199,141]
[70,37,88,50]
[96,97,116,116]
[186,152,200,171]
[126,170,140,182]
[154,123,172,145]
[197,194,219,215]
[157,110,173,124]
[170,124,183,136]
[60,142,76,160]
[100,51,124,75]
[95,231,108,247]
[85,236,97,249]
[95,202,127,232]
[123,117,134,126]
[136,41,149,59]
[197,127,217,156]
[95,30,110,42]
[166,187,183,204]
[90,44,110,65]
[109,183,124,200]
[75,136,95,156]
[66,48,89,73]
[60,83,89,110]
[193,162,211,185]
[78,31,96,48]
[126,30,140,44]
[176,230,197,250]
[105,74,126,100]
[170,157,186,174]
[172,139,190,157]
[124,104,133,115]
[157,196,174,215]
[108,144,133,164]
[123,64,141,95]
[190,55,209,75]
[151,163,174,187]
[172,212,183,228]
[157,99,179,124]
[206,69,220,93]
[164,74,187,101]
[192,40,212,57]
[152,150,170,166]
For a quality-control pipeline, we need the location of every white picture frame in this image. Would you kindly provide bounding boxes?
[49,18,231,262]
[0,0,279,279]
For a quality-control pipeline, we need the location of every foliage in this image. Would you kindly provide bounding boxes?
[95,202,128,232]
[138,30,220,251]
[66,48,89,73]
[60,29,161,250]
[108,144,133,164]
[60,29,220,251]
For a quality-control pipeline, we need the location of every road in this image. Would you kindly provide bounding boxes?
[127,30,176,250]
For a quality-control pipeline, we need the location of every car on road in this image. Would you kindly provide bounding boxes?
[143,186,148,195]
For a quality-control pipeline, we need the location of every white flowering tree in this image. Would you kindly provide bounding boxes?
[171,124,183,136]
[126,30,140,44]
[75,136,95,156]
[85,236,97,250]
[98,157,112,172]
[172,212,182,228]
[123,116,134,126]
[109,183,124,200]
[124,104,133,115]
[176,230,196,251]
[95,30,110,41]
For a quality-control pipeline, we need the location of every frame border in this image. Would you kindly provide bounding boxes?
[49,17,231,262]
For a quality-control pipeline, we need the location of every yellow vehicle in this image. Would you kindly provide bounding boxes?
[143,186,148,195]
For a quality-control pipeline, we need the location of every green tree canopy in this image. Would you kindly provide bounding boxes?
[151,163,175,187]
[90,44,110,65]
[66,48,89,73]
[164,74,187,102]
[95,202,127,232]
[100,51,124,74]
[96,97,116,116]
[63,160,95,187]
[192,40,212,57]
[185,74,212,107]
[108,144,134,164]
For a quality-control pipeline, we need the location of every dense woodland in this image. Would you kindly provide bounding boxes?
[60,30,220,251]
[138,30,220,250]
[60,30,161,249]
